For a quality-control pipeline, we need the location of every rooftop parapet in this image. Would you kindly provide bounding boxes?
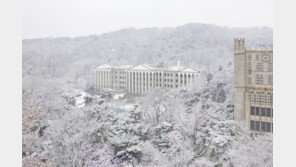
[246,46,273,51]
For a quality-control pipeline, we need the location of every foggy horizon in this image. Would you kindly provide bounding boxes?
[22,0,273,39]
[22,22,273,40]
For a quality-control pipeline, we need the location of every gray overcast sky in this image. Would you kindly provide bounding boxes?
[22,0,273,39]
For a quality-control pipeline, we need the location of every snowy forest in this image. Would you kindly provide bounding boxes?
[22,23,273,167]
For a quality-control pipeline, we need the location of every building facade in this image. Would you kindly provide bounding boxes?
[234,38,273,133]
[95,63,205,94]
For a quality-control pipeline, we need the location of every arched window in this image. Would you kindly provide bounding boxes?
[255,93,260,104]
[266,93,271,106]
[250,93,255,104]
[261,93,266,105]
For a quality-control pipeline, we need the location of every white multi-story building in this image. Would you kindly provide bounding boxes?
[95,63,205,94]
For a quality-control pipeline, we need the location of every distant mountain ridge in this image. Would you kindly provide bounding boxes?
[22,23,272,90]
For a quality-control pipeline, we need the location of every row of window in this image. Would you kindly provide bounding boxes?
[248,74,272,85]
[128,77,191,84]
[250,92,272,106]
[114,76,126,79]
[250,121,273,132]
[127,83,183,88]
[113,71,127,74]
[248,62,272,74]
[248,54,272,61]
[250,107,273,117]
[129,73,195,78]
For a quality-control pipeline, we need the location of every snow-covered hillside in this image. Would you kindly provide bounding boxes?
[22,23,273,166]
[22,23,272,91]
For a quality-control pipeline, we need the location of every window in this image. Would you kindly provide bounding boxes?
[259,63,263,71]
[266,93,272,106]
[268,75,273,85]
[256,107,260,116]
[268,63,273,72]
[255,63,263,71]
[251,107,255,115]
[255,121,260,131]
[251,121,255,130]
[261,108,266,116]
[267,123,271,132]
[256,54,259,61]
[261,122,266,132]
[248,54,252,60]
[256,74,263,84]
[255,93,260,104]
[250,93,255,104]
[255,75,259,84]
[261,94,266,105]
[248,62,252,74]
[267,108,271,117]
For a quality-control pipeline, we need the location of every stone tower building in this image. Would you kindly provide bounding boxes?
[234,38,273,133]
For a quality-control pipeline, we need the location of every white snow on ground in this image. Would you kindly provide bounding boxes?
[113,93,125,100]
[122,104,135,112]
[75,91,86,108]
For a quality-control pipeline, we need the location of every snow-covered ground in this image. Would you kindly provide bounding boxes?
[113,93,125,100]
[75,91,86,108]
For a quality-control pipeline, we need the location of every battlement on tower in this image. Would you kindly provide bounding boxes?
[234,38,245,53]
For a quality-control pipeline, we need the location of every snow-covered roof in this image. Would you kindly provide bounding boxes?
[96,64,111,69]
[95,64,200,73]
[181,67,199,72]
[130,64,154,71]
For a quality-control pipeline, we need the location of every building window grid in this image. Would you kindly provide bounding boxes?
[248,62,252,74]
[261,94,266,105]
[266,93,272,106]
[256,74,263,84]
[255,93,260,105]
[268,63,273,72]
[268,75,273,85]
[250,93,255,104]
